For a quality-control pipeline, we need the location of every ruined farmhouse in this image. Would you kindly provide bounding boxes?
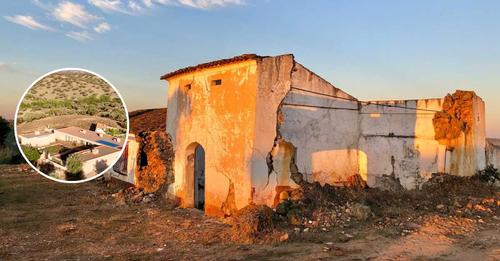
[113,54,498,217]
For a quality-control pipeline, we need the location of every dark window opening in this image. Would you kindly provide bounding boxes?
[185,84,192,90]
[139,151,148,167]
[211,79,222,86]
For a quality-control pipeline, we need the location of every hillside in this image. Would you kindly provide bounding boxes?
[29,71,115,99]
[17,71,126,128]
[129,108,167,134]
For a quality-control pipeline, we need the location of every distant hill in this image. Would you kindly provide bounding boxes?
[29,70,115,100]
[17,71,126,128]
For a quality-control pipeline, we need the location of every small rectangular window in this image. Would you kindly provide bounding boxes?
[212,79,222,86]
[185,84,191,90]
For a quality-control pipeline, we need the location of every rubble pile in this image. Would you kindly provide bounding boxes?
[268,173,499,240]
[230,204,276,243]
[274,182,365,231]
[112,187,158,205]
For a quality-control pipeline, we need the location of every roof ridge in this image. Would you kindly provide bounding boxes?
[160,54,266,80]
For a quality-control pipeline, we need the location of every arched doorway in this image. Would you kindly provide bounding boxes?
[186,143,205,210]
[193,145,205,210]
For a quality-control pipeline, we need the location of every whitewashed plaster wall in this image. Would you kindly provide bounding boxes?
[359,99,446,189]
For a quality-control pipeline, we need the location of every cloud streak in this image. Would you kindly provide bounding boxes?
[176,0,245,9]
[89,0,132,14]
[66,31,93,42]
[5,0,246,43]
[94,22,111,33]
[4,15,56,31]
[53,1,100,28]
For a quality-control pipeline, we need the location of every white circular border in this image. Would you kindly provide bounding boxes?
[14,68,130,184]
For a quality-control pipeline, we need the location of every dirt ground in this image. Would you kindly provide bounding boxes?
[0,164,499,260]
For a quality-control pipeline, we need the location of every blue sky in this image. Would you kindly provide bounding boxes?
[1,0,499,137]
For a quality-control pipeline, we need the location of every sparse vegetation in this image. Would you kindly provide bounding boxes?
[105,128,126,137]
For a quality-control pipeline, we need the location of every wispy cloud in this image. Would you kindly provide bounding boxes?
[4,15,56,31]
[142,0,154,8]
[66,30,93,42]
[176,0,245,9]
[90,0,245,12]
[89,0,132,14]
[5,0,246,43]
[94,22,111,33]
[53,1,100,28]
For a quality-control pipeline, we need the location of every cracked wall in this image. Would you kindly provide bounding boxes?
[252,58,362,206]
[250,55,296,206]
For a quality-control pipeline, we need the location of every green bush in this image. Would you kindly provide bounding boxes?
[0,147,14,164]
[22,145,41,164]
[66,154,83,176]
[475,165,500,184]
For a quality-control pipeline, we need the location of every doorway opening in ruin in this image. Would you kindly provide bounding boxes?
[187,144,205,210]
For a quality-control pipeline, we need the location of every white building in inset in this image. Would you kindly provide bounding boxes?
[19,126,123,179]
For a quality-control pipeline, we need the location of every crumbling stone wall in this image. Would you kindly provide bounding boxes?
[433,91,474,149]
[433,90,486,176]
[135,131,174,193]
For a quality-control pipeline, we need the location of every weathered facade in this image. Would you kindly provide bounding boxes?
[161,54,489,217]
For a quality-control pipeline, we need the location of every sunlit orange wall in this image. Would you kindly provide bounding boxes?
[166,61,258,217]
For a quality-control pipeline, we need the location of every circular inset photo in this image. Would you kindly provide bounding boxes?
[15,69,129,183]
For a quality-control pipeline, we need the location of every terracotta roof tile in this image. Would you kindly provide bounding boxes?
[160,54,264,80]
